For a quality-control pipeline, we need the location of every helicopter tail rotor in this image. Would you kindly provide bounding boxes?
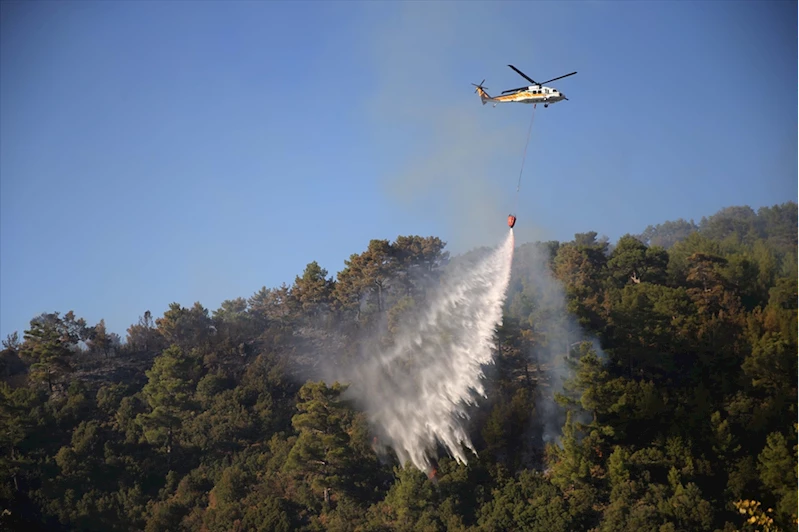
[471,79,487,93]
[471,80,492,104]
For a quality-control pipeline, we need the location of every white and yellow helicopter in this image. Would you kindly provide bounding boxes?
[473,64,577,108]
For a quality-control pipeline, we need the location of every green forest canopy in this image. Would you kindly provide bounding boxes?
[1,201,796,531]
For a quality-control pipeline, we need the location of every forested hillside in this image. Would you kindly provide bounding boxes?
[1,202,796,531]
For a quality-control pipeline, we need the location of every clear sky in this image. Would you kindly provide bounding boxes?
[1,0,796,340]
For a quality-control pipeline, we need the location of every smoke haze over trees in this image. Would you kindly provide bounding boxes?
[1,202,796,531]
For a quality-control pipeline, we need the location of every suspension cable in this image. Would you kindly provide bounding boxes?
[513,103,536,214]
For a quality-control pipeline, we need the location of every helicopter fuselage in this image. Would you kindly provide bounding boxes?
[492,85,565,105]
[474,84,566,108]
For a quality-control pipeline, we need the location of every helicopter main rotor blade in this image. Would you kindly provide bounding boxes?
[540,72,577,84]
[507,64,539,86]
[501,86,529,94]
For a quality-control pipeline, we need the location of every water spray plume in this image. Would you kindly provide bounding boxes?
[347,229,516,474]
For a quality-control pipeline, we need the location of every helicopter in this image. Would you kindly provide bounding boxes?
[472,64,577,108]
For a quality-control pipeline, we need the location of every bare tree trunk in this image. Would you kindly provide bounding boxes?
[524,361,531,389]
[167,426,173,470]
[11,448,18,492]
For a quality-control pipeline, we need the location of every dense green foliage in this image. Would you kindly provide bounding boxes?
[1,202,796,531]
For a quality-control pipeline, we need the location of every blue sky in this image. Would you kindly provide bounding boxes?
[1,0,796,340]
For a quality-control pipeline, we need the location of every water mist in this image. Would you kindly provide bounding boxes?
[344,229,515,473]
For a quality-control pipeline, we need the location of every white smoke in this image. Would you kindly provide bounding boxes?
[343,229,515,472]
[507,240,608,453]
